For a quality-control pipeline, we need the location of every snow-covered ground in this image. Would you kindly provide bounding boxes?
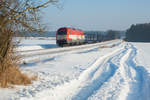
[16,37,58,51]
[1,37,150,100]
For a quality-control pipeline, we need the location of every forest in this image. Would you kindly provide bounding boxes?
[126,23,150,42]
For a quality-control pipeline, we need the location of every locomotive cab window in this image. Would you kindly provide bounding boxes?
[58,30,66,35]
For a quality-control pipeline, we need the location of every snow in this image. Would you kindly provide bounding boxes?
[16,37,58,51]
[1,37,150,100]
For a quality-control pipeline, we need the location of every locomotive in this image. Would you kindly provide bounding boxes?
[56,27,85,46]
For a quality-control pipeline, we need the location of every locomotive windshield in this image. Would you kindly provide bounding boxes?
[58,30,66,35]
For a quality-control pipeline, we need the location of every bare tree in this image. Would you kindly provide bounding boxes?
[0,0,58,87]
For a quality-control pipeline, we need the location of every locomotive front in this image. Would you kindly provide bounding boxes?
[56,28,67,46]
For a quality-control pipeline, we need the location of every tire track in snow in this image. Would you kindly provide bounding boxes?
[116,47,133,100]
[18,44,126,100]
[98,44,140,100]
[87,43,150,100]
[118,44,150,100]
[87,45,130,100]
[71,48,127,100]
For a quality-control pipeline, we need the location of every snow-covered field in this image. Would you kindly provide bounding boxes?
[16,37,58,51]
[1,37,150,100]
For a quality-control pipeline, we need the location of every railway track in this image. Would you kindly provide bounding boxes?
[19,40,122,64]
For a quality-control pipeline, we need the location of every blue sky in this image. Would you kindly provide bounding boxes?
[42,0,150,31]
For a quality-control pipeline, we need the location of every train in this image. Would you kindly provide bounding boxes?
[56,27,118,47]
[56,27,85,46]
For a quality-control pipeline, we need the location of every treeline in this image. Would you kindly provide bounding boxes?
[105,30,124,40]
[14,31,56,37]
[125,23,150,42]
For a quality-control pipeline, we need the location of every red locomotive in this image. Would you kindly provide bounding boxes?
[56,27,85,46]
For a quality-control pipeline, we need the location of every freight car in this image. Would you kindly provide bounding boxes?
[56,27,85,46]
[85,32,103,43]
